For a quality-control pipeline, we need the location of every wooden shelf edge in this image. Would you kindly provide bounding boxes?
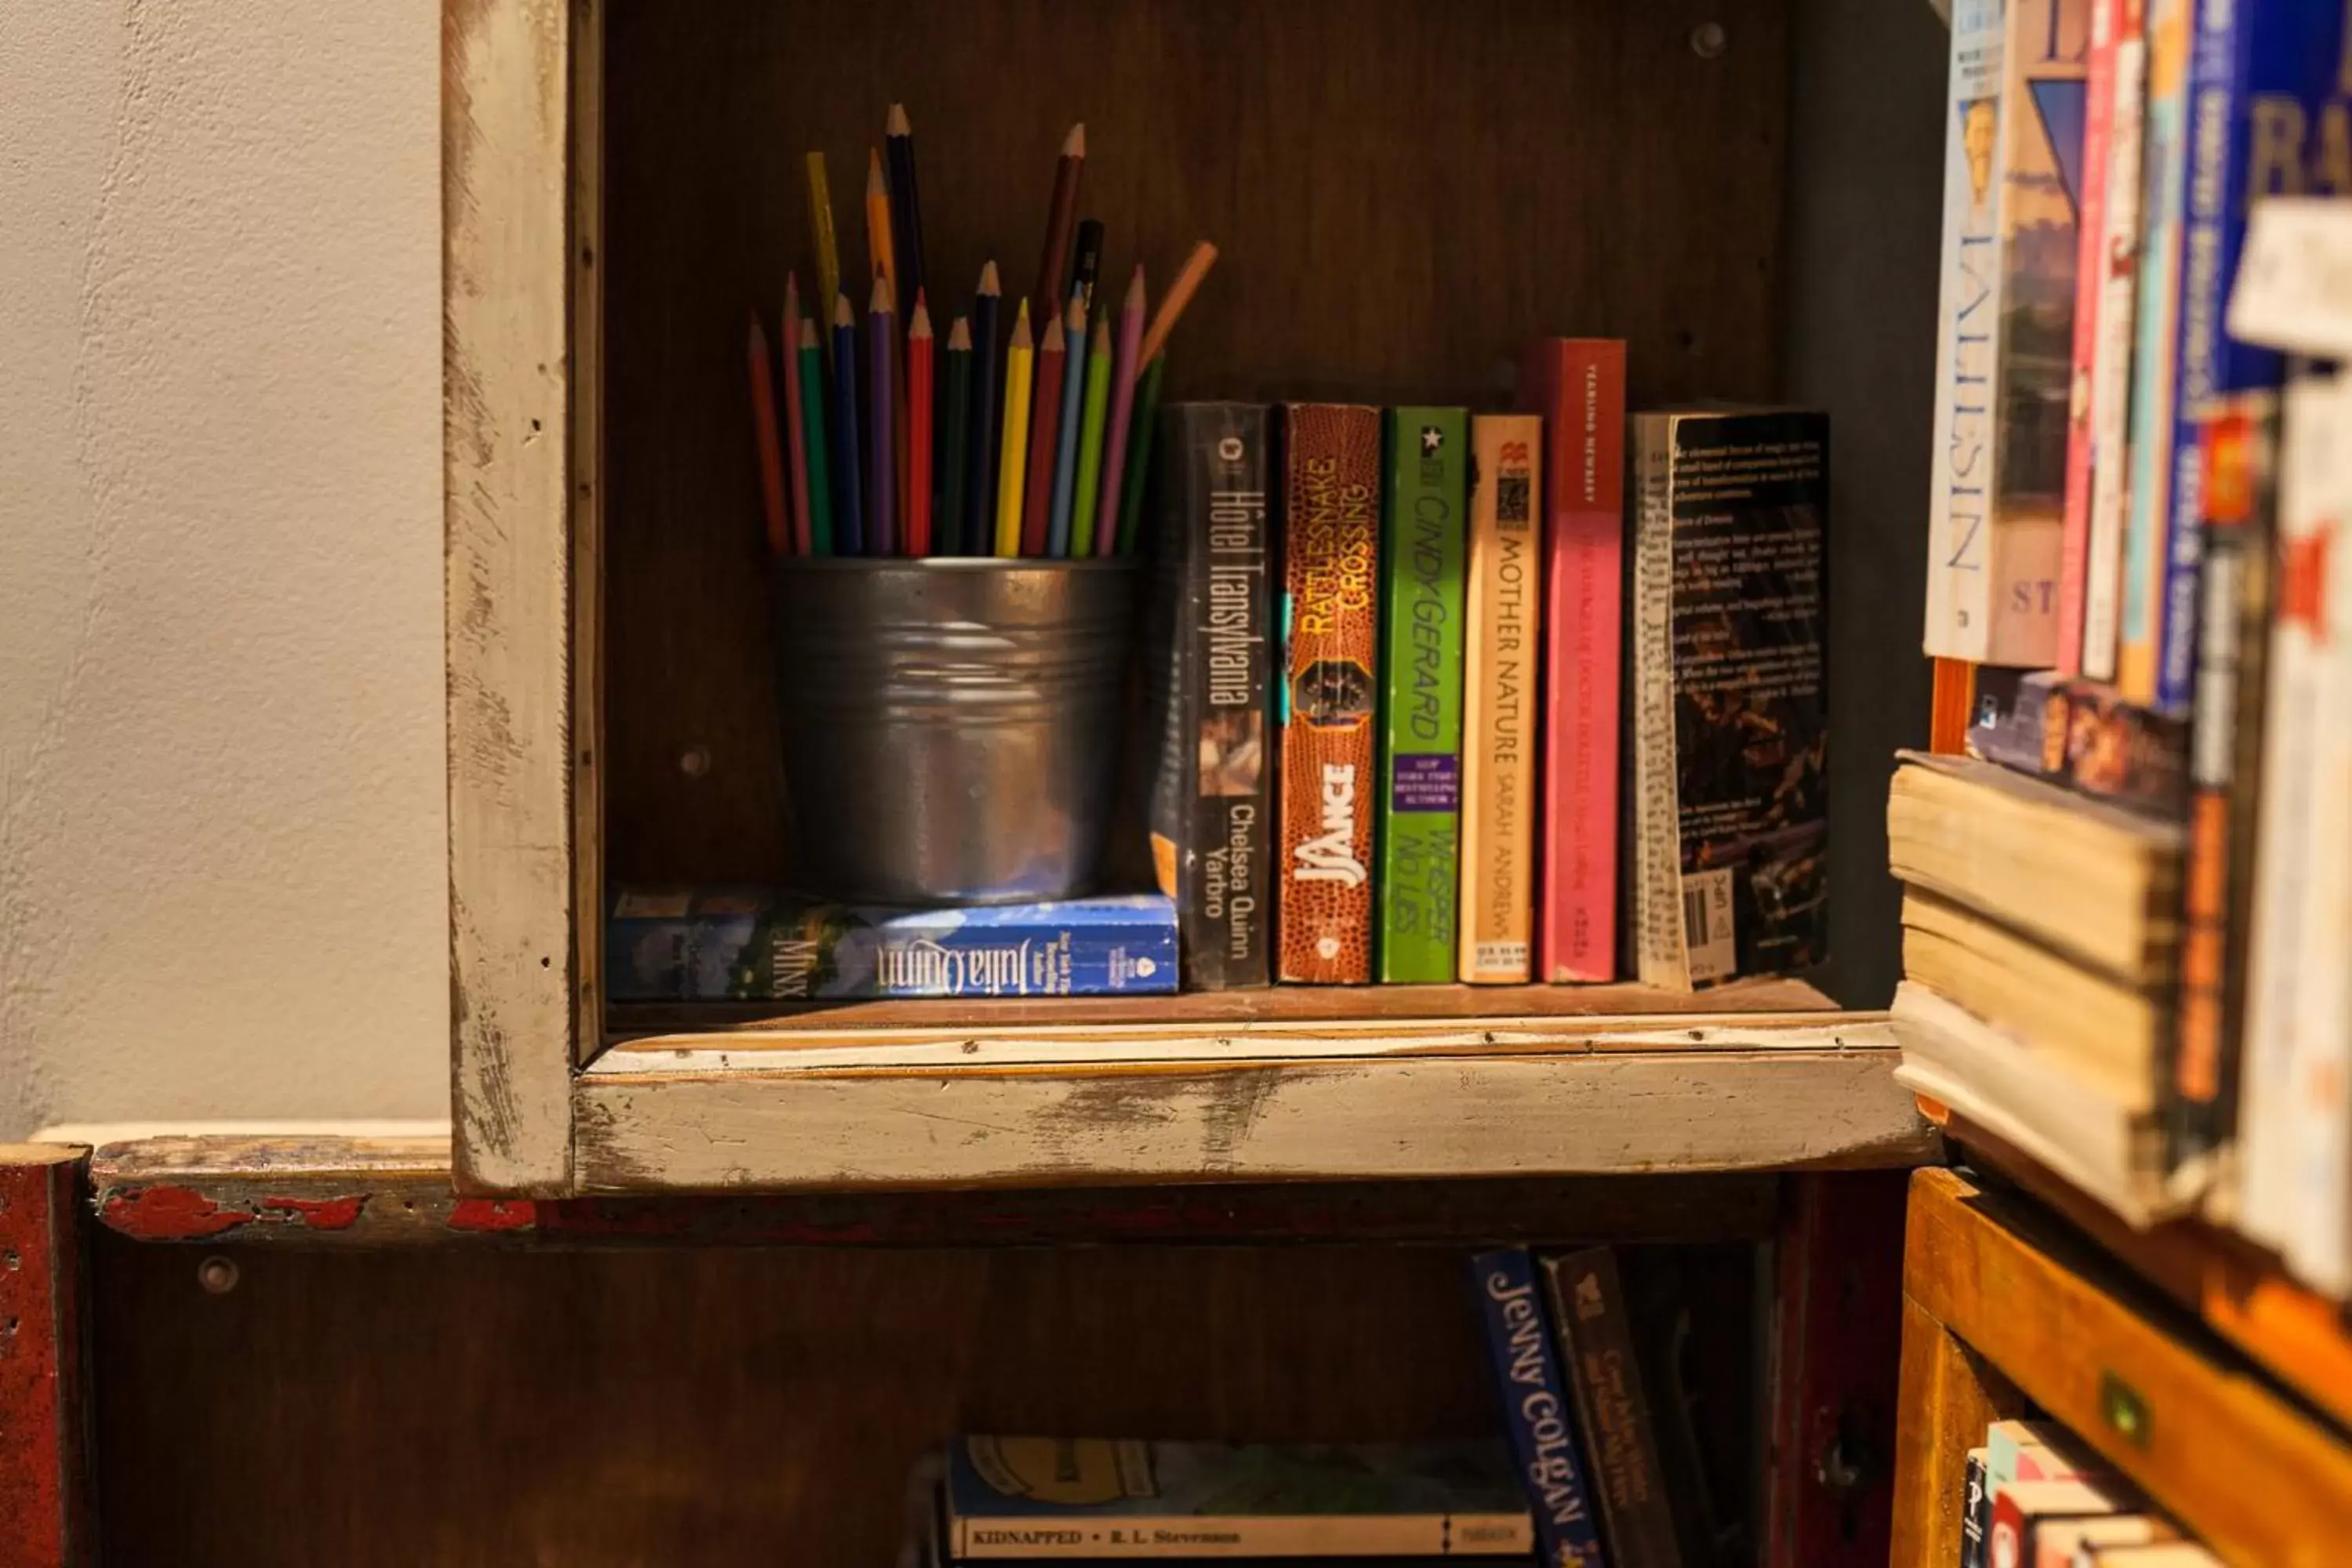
[1941,1114,2352,1439]
[572,1044,1937,1193]
[85,1131,1795,1247]
[1906,1168,2352,1565]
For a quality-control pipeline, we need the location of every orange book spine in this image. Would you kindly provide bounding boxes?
[1460,415,1542,983]
[1276,404,1381,983]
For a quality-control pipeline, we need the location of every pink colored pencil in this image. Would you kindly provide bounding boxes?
[907,291,935,557]
[746,310,790,557]
[1094,267,1148,557]
[781,273,813,555]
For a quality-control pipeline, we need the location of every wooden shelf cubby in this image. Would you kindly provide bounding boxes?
[445,0,1939,1194]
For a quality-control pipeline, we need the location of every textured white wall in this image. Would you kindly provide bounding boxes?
[0,3,448,1134]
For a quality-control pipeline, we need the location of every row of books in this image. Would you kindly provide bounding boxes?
[890,1244,1730,1566]
[1911,0,2352,1293]
[1958,1417,2219,1567]
[1149,372,1830,991]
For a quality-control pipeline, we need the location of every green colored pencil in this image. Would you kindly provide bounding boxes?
[1069,317,1115,557]
[939,316,972,555]
[1114,354,1167,557]
[797,315,835,555]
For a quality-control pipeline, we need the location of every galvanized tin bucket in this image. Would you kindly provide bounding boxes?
[771,557,1142,905]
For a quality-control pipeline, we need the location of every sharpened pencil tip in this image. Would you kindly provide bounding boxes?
[887,102,911,136]
[979,259,1002,294]
[867,149,887,190]
[1065,297,1087,332]
[909,292,933,334]
[870,272,894,313]
[835,293,856,327]
[948,316,971,351]
[801,316,821,349]
[1064,123,1086,158]
[1125,266,1146,307]
[1092,318,1111,349]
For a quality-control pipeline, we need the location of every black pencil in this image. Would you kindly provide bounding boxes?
[884,103,927,319]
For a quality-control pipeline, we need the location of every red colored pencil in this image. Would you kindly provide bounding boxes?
[906,291,935,557]
[781,273,813,555]
[746,310,790,556]
[1032,123,1086,323]
[1020,307,1068,558]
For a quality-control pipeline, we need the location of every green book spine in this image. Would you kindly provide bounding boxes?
[1377,408,1469,982]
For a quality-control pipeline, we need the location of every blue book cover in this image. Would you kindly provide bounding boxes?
[2154,0,2351,710]
[607,888,1178,1000]
[1469,1250,1607,1568]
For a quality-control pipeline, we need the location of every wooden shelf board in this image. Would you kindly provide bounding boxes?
[1939,1106,2352,1439]
[1908,1168,2352,1567]
[573,1014,1933,1193]
[87,1132,1790,1247]
[606,975,1832,1040]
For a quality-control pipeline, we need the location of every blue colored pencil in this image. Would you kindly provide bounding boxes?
[965,261,1004,557]
[1046,296,1089,557]
[829,292,865,557]
[867,274,898,556]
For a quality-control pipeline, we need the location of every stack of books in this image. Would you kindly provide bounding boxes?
[898,1439,1534,1565]
[1912,0,2352,1289]
[1956,1418,2218,1568]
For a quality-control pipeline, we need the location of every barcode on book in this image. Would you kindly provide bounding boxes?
[1681,867,1737,984]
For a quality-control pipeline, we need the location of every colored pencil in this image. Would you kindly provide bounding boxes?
[804,154,841,358]
[1136,241,1218,368]
[1069,219,1105,315]
[993,301,1036,558]
[867,274,898,557]
[967,262,1004,558]
[1069,316,1114,557]
[1032,123,1085,321]
[865,148,898,315]
[884,103,927,318]
[940,317,973,556]
[1114,353,1167,557]
[1047,297,1090,557]
[1094,267,1147,557]
[746,312,791,557]
[829,292,865,557]
[781,274,813,556]
[907,292,935,557]
[1021,306,1068,559]
[798,316,834,556]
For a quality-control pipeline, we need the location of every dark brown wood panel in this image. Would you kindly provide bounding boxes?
[94,1240,1501,1566]
[601,0,1791,888]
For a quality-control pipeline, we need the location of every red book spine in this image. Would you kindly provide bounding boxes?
[1523,339,1627,982]
[2057,0,2118,675]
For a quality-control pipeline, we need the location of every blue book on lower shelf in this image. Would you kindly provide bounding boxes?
[608,888,1178,1000]
[1469,1248,1607,1568]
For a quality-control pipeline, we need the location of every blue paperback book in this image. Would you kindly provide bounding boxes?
[607,888,1178,1000]
[1469,1249,1606,1568]
[2154,0,2352,710]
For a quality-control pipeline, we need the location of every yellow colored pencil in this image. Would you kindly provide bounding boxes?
[993,301,1036,557]
[865,147,898,314]
[804,152,842,347]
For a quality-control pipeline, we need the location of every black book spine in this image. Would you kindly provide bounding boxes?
[1149,403,1272,989]
[1544,1248,1684,1568]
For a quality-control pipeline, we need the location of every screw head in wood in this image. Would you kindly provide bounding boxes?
[198,1255,240,1295]
[1691,21,1728,56]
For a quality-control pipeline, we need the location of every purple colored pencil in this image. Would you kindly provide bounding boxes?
[867,273,898,556]
[1094,267,1149,557]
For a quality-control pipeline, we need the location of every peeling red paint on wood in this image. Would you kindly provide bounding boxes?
[259,1195,368,1231]
[0,1149,90,1567]
[101,1185,254,1241]
[448,1198,538,1232]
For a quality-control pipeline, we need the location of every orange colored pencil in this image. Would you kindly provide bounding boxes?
[781,272,813,555]
[1020,307,1068,558]
[746,310,790,556]
[906,291,935,557]
[1032,123,1085,322]
[1136,241,1219,368]
[865,148,898,310]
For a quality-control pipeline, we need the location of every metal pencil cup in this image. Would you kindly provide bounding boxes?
[770,557,1142,905]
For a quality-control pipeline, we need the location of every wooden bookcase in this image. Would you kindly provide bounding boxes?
[445,0,1940,1196]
